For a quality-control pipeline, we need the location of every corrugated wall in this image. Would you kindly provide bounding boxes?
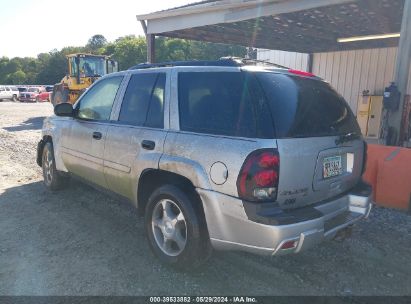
[257,49,309,71]
[312,48,398,113]
[257,48,411,114]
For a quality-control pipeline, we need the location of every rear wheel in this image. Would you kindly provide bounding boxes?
[12,95,17,102]
[145,185,211,270]
[42,141,69,191]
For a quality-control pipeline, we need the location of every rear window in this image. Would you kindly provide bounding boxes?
[178,72,274,138]
[256,73,360,138]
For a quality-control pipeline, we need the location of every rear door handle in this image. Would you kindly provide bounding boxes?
[141,140,155,150]
[92,131,102,140]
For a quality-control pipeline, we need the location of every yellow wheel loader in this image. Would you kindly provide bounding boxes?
[51,54,118,105]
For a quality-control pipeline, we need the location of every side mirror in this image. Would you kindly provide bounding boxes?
[54,102,74,117]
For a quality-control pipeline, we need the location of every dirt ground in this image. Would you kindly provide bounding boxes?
[0,101,410,296]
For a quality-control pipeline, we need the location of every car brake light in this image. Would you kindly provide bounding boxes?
[288,69,316,77]
[237,149,280,202]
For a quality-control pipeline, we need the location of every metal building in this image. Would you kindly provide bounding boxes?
[137,0,411,145]
[258,47,411,114]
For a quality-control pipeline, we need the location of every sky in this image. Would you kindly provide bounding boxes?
[0,0,194,58]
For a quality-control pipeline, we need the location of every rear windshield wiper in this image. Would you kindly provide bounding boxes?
[335,132,360,145]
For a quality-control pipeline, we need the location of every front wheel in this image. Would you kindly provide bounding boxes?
[42,142,69,191]
[145,185,211,270]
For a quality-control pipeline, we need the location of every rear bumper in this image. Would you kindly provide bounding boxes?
[198,181,372,256]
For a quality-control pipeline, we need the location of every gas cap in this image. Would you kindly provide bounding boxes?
[210,162,228,185]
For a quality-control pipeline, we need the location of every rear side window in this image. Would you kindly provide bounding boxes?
[256,73,360,138]
[178,72,274,138]
[119,73,165,128]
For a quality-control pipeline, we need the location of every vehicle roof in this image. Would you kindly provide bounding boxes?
[66,53,110,59]
[126,57,321,79]
[128,57,286,70]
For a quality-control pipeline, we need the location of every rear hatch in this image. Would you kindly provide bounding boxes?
[256,72,364,209]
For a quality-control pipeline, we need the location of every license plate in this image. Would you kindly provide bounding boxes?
[323,156,342,179]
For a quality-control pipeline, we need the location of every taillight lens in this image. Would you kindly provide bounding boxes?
[237,149,280,202]
[361,141,368,175]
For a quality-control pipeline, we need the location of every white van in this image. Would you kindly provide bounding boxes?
[0,85,19,101]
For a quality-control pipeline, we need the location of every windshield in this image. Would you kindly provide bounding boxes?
[28,88,39,92]
[79,56,106,77]
[256,73,361,138]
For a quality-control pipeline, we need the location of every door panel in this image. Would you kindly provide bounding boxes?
[59,75,125,188]
[103,126,167,200]
[61,120,108,188]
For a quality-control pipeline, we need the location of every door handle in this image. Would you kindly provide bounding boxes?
[92,131,102,140]
[141,140,155,150]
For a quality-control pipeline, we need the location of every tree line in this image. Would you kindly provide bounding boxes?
[0,34,246,85]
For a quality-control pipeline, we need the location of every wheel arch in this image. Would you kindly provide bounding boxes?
[137,169,204,217]
[36,135,53,166]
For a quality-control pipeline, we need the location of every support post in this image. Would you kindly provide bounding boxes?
[388,0,411,145]
[147,34,156,63]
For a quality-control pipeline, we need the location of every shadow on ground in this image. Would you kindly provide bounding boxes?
[3,116,46,132]
[0,180,410,296]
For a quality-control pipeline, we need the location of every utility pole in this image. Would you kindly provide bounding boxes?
[388,0,411,145]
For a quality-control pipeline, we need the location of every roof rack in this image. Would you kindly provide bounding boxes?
[128,57,289,70]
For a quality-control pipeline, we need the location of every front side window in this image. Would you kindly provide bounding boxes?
[77,76,123,121]
[118,73,165,128]
[178,72,273,138]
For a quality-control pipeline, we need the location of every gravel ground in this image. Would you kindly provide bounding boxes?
[0,101,410,296]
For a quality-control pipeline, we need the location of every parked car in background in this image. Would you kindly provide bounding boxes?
[37,58,372,269]
[36,90,51,102]
[45,85,54,92]
[18,87,28,100]
[0,85,19,101]
[19,87,45,102]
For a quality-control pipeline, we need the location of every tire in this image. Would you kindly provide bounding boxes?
[12,95,17,102]
[145,185,211,270]
[42,141,69,191]
[35,96,40,103]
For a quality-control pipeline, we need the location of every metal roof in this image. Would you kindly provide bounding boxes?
[137,0,405,53]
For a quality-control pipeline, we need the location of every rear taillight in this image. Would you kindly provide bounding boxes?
[237,149,280,202]
[361,141,368,175]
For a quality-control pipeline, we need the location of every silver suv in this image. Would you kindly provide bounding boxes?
[0,85,19,101]
[37,59,372,269]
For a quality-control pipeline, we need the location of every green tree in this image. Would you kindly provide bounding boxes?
[36,51,67,84]
[111,35,147,70]
[86,34,108,53]
[0,35,247,84]
[9,70,26,84]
